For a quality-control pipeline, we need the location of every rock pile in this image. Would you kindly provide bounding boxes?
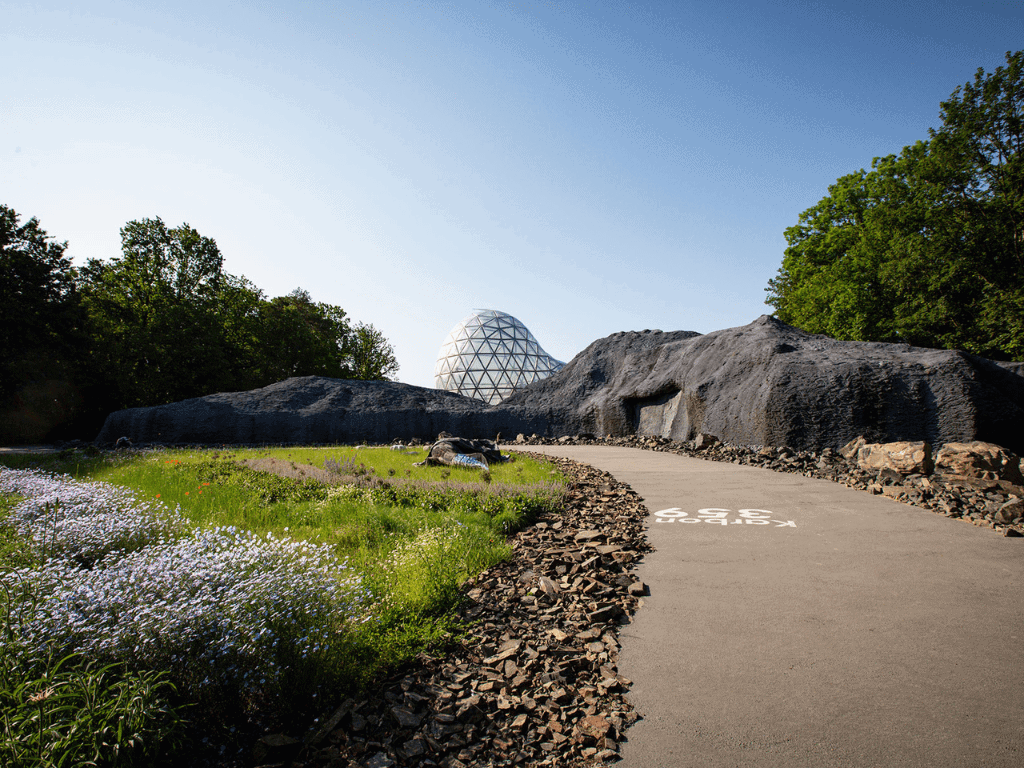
[277,456,650,768]
[93,378,539,447]
[513,433,1024,537]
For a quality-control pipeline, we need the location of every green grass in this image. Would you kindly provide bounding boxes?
[0,444,565,764]
[65,445,561,571]
[0,446,565,619]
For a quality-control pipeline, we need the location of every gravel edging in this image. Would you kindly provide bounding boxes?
[272,454,650,768]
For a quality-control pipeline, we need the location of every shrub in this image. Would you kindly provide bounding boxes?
[0,649,183,767]
[1,467,372,729]
[1,573,185,767]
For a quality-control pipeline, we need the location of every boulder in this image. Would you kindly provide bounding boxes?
[855,441,933,476]
[996,499,1024,523]
[840,436,868,460]
[692,433,720,450]
[505,316,1024,454]
[933,442,1023,484]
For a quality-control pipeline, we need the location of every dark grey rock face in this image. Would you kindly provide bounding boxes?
[509,315,1024,454]
[95,316,1024,453]
[96,378,546,446]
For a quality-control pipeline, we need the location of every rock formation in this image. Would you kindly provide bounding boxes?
[505,315,1024,454]
[96,316,1024,454]
[95,378,539,446]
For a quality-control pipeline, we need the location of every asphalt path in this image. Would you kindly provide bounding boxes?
[521,445,1023,768]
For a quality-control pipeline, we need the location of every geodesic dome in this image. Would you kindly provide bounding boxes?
[433,309,565,405]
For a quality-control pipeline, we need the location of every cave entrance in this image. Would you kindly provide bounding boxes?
[628,388,685,439]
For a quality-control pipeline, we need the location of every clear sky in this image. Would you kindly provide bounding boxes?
[4,1,1023,388]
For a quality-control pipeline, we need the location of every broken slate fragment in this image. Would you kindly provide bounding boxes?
[627,580,647,596]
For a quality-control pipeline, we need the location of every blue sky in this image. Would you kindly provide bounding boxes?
[4,1,1022,388]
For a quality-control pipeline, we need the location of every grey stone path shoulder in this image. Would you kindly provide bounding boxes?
[525,445,1024,768]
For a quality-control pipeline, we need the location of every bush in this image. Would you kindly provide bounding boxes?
[1,573,185,767]
[1,467,371,733]
[5,527,369,708]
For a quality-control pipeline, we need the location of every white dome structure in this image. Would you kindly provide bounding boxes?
[433,309,565,404]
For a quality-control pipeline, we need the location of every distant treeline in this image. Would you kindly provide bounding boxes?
[0,209,399,443]
[766,50,1023,361]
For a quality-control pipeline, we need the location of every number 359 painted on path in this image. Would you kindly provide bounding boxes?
[654,508,797,528]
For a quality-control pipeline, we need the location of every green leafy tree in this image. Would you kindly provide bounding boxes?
[0,205,86,441]
[345,322,400,381]
[80,217,239,409]
[80,217,402,417]
[1,209,402,436]
[250,289,355,383]
[247,291,399,383]
[767,50,1024,359]
[928,49,1024,355]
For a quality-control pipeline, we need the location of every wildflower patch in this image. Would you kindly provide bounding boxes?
[0,467,369,703]
[0,467,188,563]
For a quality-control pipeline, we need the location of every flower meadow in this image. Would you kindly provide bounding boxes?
[9,526,370,690]
[0,448,564,766]
[1,467,188,565]
[0,466,371,766]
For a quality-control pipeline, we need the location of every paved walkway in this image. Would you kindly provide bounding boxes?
[522,446,1024,768]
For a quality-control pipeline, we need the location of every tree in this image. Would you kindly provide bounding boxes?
[0,206,87,442]
[249,289,355,383]
[79,217,243,409]
[67,215,402,423]
[767,50,1024,359]
[247,291,399,384]
[80,216,403,416]
[345,322,400,381]
[928,49,1024,355]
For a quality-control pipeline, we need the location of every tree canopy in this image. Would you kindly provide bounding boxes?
[0,206,79,395]
[1,211,399,442]
[0,206,87,441]
[79,218,236,407]
[766,50,1024,360]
